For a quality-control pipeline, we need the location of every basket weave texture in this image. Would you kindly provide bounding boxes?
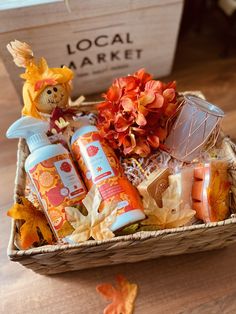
[7,92,236,275]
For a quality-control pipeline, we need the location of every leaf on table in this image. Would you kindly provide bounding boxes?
[65,185,117,242]
[7,197,53,249]
[96,274,138,314]
[141,180,196,229]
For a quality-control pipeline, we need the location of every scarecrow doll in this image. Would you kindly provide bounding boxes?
[7,40,84,135]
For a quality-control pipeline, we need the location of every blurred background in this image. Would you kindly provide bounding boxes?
[1,1,236,313]
[1,0,236,137]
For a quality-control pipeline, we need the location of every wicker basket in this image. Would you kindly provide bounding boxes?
[7,93,236,275]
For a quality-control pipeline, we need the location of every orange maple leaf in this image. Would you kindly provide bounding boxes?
[207,164,230,221]
[7,197,53,249]
[96,275,138,314]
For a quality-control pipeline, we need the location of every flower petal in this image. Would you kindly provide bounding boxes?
[114,114,132,132]
[163,88,176,102]
[133,68,153,86]
[163,80,176,90]
[154,127,167,141]
[145,80,162,92]
[122,133,136,155]
[134,138,151,157]
[136,112,147,126]
[139,92,155,106]
[164,102,177,117]
[147,135,159,148]
[106,85,121,102]
[97,101,110,110]
[118,76,138,91]
[132,127,146,135]
[121,97,135,112]
[97,109,114,131]
[148,94,164,109]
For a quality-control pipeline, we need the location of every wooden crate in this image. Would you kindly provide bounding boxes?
[0,0,183,98]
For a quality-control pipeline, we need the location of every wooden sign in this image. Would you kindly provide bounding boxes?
[0,0,183,99]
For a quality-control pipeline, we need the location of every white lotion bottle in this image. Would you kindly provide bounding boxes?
[7,116,87,242]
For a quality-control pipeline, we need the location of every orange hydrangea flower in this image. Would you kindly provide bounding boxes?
[97,69,177,157]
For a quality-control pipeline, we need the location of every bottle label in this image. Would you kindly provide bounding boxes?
[82,141,114,183]
[28,153,86,239]
[72,132,144,219]
[54,159,85,198]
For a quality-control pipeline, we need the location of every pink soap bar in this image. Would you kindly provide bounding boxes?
[191,180,203,201]
[168,167,194,210]
[194,166,205,180]
[192,165,210,222]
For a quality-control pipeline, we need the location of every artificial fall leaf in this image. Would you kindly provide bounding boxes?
[142,180,196,229]
[65,186,117,242]
[7,197,53,249]
[96,275,138,314]
[208,161,230,221]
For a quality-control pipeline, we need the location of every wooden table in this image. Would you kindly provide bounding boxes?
[1,30,236,313]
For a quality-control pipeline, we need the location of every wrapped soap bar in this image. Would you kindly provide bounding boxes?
[192,160,230,222]
[137,168,170,207]
[168,167,194,210]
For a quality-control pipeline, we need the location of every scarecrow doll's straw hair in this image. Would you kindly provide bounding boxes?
[7,40,74,119]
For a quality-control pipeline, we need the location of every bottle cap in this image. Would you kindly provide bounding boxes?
[71,125,98,145]
[6,116,51,152]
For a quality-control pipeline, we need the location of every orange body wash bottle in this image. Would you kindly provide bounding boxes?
[71,125,145,231]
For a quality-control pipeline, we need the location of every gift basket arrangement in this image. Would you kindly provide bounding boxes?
[6,40,236,275]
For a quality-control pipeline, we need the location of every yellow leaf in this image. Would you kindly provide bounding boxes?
[65,186,117,242]
[7,197,53,249]
[96,275,138,314]
[142,180,196,229]
[207,160,230,221]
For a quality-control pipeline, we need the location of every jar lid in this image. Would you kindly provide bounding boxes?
[185,95,224,117]
[71,125,98,144]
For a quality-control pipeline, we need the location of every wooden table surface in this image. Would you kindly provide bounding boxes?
[1,25,236,313]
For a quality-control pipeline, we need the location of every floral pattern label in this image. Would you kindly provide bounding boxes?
[28,153,87,239]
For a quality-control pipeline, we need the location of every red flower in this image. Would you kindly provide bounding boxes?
[97,69,177,157]
[60,162,72,172]
[87,145,99,157]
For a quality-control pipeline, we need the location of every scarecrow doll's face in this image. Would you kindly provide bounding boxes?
[36,84,69,114]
